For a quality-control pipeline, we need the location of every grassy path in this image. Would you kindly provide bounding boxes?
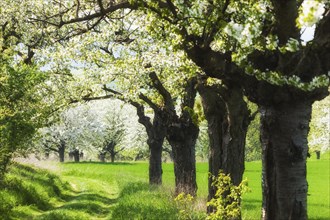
[48,177,117,220]
[35,163,121,220]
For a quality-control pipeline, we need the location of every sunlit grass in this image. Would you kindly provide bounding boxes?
[1,152,329,219]
[58,158,329,219]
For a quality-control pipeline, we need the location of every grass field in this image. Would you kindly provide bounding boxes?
[1,154,329,219]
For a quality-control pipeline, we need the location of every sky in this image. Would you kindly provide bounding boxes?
[301,26,316,43]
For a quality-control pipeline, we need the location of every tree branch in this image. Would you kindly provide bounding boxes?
[97,0,105,13]
[102,85,154,131]
[70,94,114,104]
[148,72,175,111]
[59,1,134,27]
[270,0,300,45]
[249,110,258,122]
[115,147,126,154]
[55,17,104,42]
[138,93,160,112]
[165,0,178,19]
[314,7,330,47]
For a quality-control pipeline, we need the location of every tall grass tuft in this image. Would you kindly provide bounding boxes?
[110,182,179,220]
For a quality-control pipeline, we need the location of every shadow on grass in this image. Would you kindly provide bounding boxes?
[57,199,112,215]
[5,164,72,211]
[6,163,118,219]
[10,163,72,191]
[119,181,152,197]
[65,161,133,166]
[242,199,261,210]
[36,192,117,219]
[309,218,330,220]
[64,192,117,204]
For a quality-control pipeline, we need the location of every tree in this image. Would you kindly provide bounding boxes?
[0,53,48,181]
[197,78,251,208]
[104,71,200,193]
[99,110,126,163]
[30,6,198,187]
[165,76,199,195]
[0,0,79,177]
[128,1,328,218]
[39,126,67,162]
[0,63,44,180]
[37,103,102,162]
[90,85,168,183]
[0,0,54,181]
[66,99,147,163]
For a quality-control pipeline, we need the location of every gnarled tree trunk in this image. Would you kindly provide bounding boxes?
[148,138,164,185]
[147,112,167,185]
[199,81,250,213]
[58,143,65,163]
[110,151,115,163]
[73,149,80,162]
[198,81,227,201]
[222,84,250,186]
[167,120,199,196]
[136,107,167,185]
[166,77,199,196]
[260,101,311,220]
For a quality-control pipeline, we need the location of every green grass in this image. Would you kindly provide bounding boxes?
[0,162,73,219]
[306,158,330,220]
[1,154,329,219]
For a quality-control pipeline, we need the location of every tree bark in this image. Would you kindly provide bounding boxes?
[147,112,167,185]
[199,81,250,212]
[198,82,227,201]
[260,101,311,220]
[167,120,199,196]
[73,149,80,162]
[148,138,163,185]
[315,151,320,160]
[136,105,166,185]
[99,152,106,162]
[222,84,250,186]
[110,151,115,163]
[58,143,65,163]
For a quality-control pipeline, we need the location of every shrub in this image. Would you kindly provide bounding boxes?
[175,192,195,220]
[206,171,249,220]
[174,193,207,220]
